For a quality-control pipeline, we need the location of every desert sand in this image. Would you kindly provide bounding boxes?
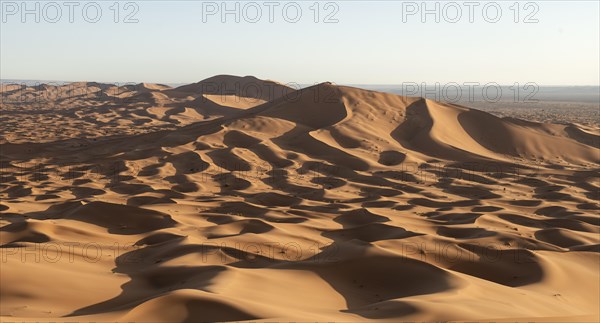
[1,75,599,322]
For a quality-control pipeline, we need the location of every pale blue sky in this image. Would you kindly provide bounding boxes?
[1,1,599,85]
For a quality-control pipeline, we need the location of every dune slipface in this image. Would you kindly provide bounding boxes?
[1,75,599,322]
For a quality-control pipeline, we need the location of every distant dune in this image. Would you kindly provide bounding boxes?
[1,75,599,322]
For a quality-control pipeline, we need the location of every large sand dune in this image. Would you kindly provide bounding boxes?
[1,75,599,322]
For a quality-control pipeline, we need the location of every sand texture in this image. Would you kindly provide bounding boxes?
[1,76,599,322]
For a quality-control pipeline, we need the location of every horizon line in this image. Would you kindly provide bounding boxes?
[2,78,599,88]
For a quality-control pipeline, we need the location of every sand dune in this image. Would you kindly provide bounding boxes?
[1,75,599,322]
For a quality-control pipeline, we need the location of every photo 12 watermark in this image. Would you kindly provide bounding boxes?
[0,158,542,187]
[0,240,536,265]
[400,82,540,103]
[401,1,540,23]
[201,1,340,23]
[1,1,140,23]
[0,80,541,106]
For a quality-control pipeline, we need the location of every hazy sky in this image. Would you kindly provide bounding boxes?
[1,1,599,85]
